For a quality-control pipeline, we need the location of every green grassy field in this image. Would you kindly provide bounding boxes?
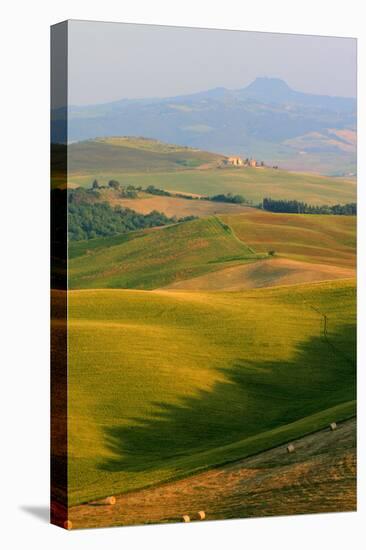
[68,137,224,175]
[68,167,356,205]
[66,279,356,505]
[69,210,356,291]
[68,217,261,289]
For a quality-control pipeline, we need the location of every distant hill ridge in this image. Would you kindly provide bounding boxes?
[67,136,225,174]
[52,78,356,175]
[64,77,355,111]
[163,77,355,111]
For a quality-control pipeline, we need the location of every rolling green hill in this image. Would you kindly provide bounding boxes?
[66,279,356,505]
[68,217,261,289]
[68,137,224,175]
[220,210,356,268]
[69,209,356,291]
[64,136,356,205]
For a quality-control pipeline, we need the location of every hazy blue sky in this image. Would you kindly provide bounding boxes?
[68,20,357,106]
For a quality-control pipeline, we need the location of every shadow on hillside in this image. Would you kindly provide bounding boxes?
[99,324,356,473]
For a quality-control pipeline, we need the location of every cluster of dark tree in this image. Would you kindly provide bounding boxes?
[128,184,201,201]
[262,197,356,215]
[93,181,174,199]
[144,185,171,197]
[68,190,196,241]
[69,187,100,205]
[145,186,200,201]
[208,193,246,204]
[92,179,138,198]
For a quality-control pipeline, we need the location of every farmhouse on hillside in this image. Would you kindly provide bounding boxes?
[220,156,261,168]
[222,156,245,166]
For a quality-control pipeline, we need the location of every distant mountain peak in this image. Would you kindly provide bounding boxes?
[239,77,296,103]
[245,77,292,92]
[238,77,355,109]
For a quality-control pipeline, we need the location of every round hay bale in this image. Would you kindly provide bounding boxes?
[287,443,295,453]
[63,520,73,530]
[197,511,206,520]
[105,496,116,505]
[330,422,337,431]
[182,515,190,523]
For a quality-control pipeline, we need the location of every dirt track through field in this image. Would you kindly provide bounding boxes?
[69,417,356,529]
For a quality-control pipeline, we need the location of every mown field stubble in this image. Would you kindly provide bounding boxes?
[68,417,356,528]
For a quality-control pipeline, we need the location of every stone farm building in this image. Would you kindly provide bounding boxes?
[221,156,259,167]
[221,156,245,166]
